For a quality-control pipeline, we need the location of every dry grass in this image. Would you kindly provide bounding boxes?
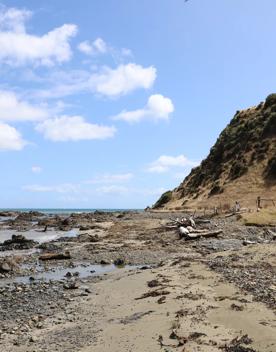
[240,207,276,226]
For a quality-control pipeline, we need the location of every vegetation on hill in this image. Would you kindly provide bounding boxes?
[152,191,172,209]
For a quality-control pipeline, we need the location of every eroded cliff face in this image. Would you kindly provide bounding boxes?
[154,94,276,210]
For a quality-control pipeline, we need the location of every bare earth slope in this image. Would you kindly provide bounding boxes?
[154,94,276,211]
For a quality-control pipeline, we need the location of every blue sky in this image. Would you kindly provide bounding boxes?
[0,0,276,209]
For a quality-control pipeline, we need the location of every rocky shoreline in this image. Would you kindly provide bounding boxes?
[0,210,275,351]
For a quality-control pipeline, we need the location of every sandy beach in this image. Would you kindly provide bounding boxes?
[0,210,275,351]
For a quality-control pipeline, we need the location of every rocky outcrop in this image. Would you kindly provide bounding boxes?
[0,235,38,251]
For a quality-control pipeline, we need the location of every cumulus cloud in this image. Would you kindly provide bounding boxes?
[34,63,156,99]
[31,166,42,173]
[78,38,107,55]
[85,173,133,184]
[0,6,77,66]
[90,63,156,97]
[148,155,198,173]
[36,115,116,142]
[113,94,174,123]
[0,6,31,33]
[0,122,26,151]
[0,90,48,122]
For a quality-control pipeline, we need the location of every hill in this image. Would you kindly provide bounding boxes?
[153,94,276,211]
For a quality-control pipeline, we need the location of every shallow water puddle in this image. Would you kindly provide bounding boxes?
[0,264,134,287]
[0,216,16,222]
[0,228,79,244]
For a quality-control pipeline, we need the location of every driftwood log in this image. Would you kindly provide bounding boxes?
[184,229,223,240]
[39,251,71,261]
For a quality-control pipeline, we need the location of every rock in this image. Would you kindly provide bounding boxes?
[0,261,11,272]
[78,233,100,242]
[29,335,37,343]
[230,303,244,311]
[0,258,19,273]
[157,296,166,304]
[116,213,125,218]
[79,225,91,231]
[147,279,160,288]
[114,258,125,266]
[63,281,79,290]
[89,235,100,243]
[100,259,110,265]
[65,272,73,278]
[0,211,16,217]
[0,235,38,251]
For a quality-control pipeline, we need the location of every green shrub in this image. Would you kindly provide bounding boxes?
[264,156,276,181]
[152,190,172,209]
[264,93,276,108]
[228,160,248,180]
[263,112,276,136]
[208,182,224,197]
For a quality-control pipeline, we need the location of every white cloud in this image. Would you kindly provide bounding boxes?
[0,90,48,122]
[0,6,77,66]
[0,6,31,33]
[78,38,107,55]
[33,69,91,99]
[78,37,132,61]
[113,94,174,123]
[148,155,198,173]
[23,183,80,193]
[31,166,42,173]
[96,185,129,195]
[34,63,156,99]
[36,115,116,142]
[0,122,26,151]
[85,173,133,184]
[90,63,156,97]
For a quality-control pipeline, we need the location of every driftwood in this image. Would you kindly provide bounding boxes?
[39,251,71,261]
[169,217,196,228]
[185,229,223,240]
[195,219,211,224]
[225,209,248,218]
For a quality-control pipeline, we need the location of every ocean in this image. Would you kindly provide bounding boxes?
[0,208,143,215]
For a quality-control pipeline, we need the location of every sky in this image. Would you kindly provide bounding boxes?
[0,0,276,209]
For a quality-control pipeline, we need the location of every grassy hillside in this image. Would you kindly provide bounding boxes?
[154,94,276,211]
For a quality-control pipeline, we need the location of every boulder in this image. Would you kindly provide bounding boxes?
[114,258,125,266]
